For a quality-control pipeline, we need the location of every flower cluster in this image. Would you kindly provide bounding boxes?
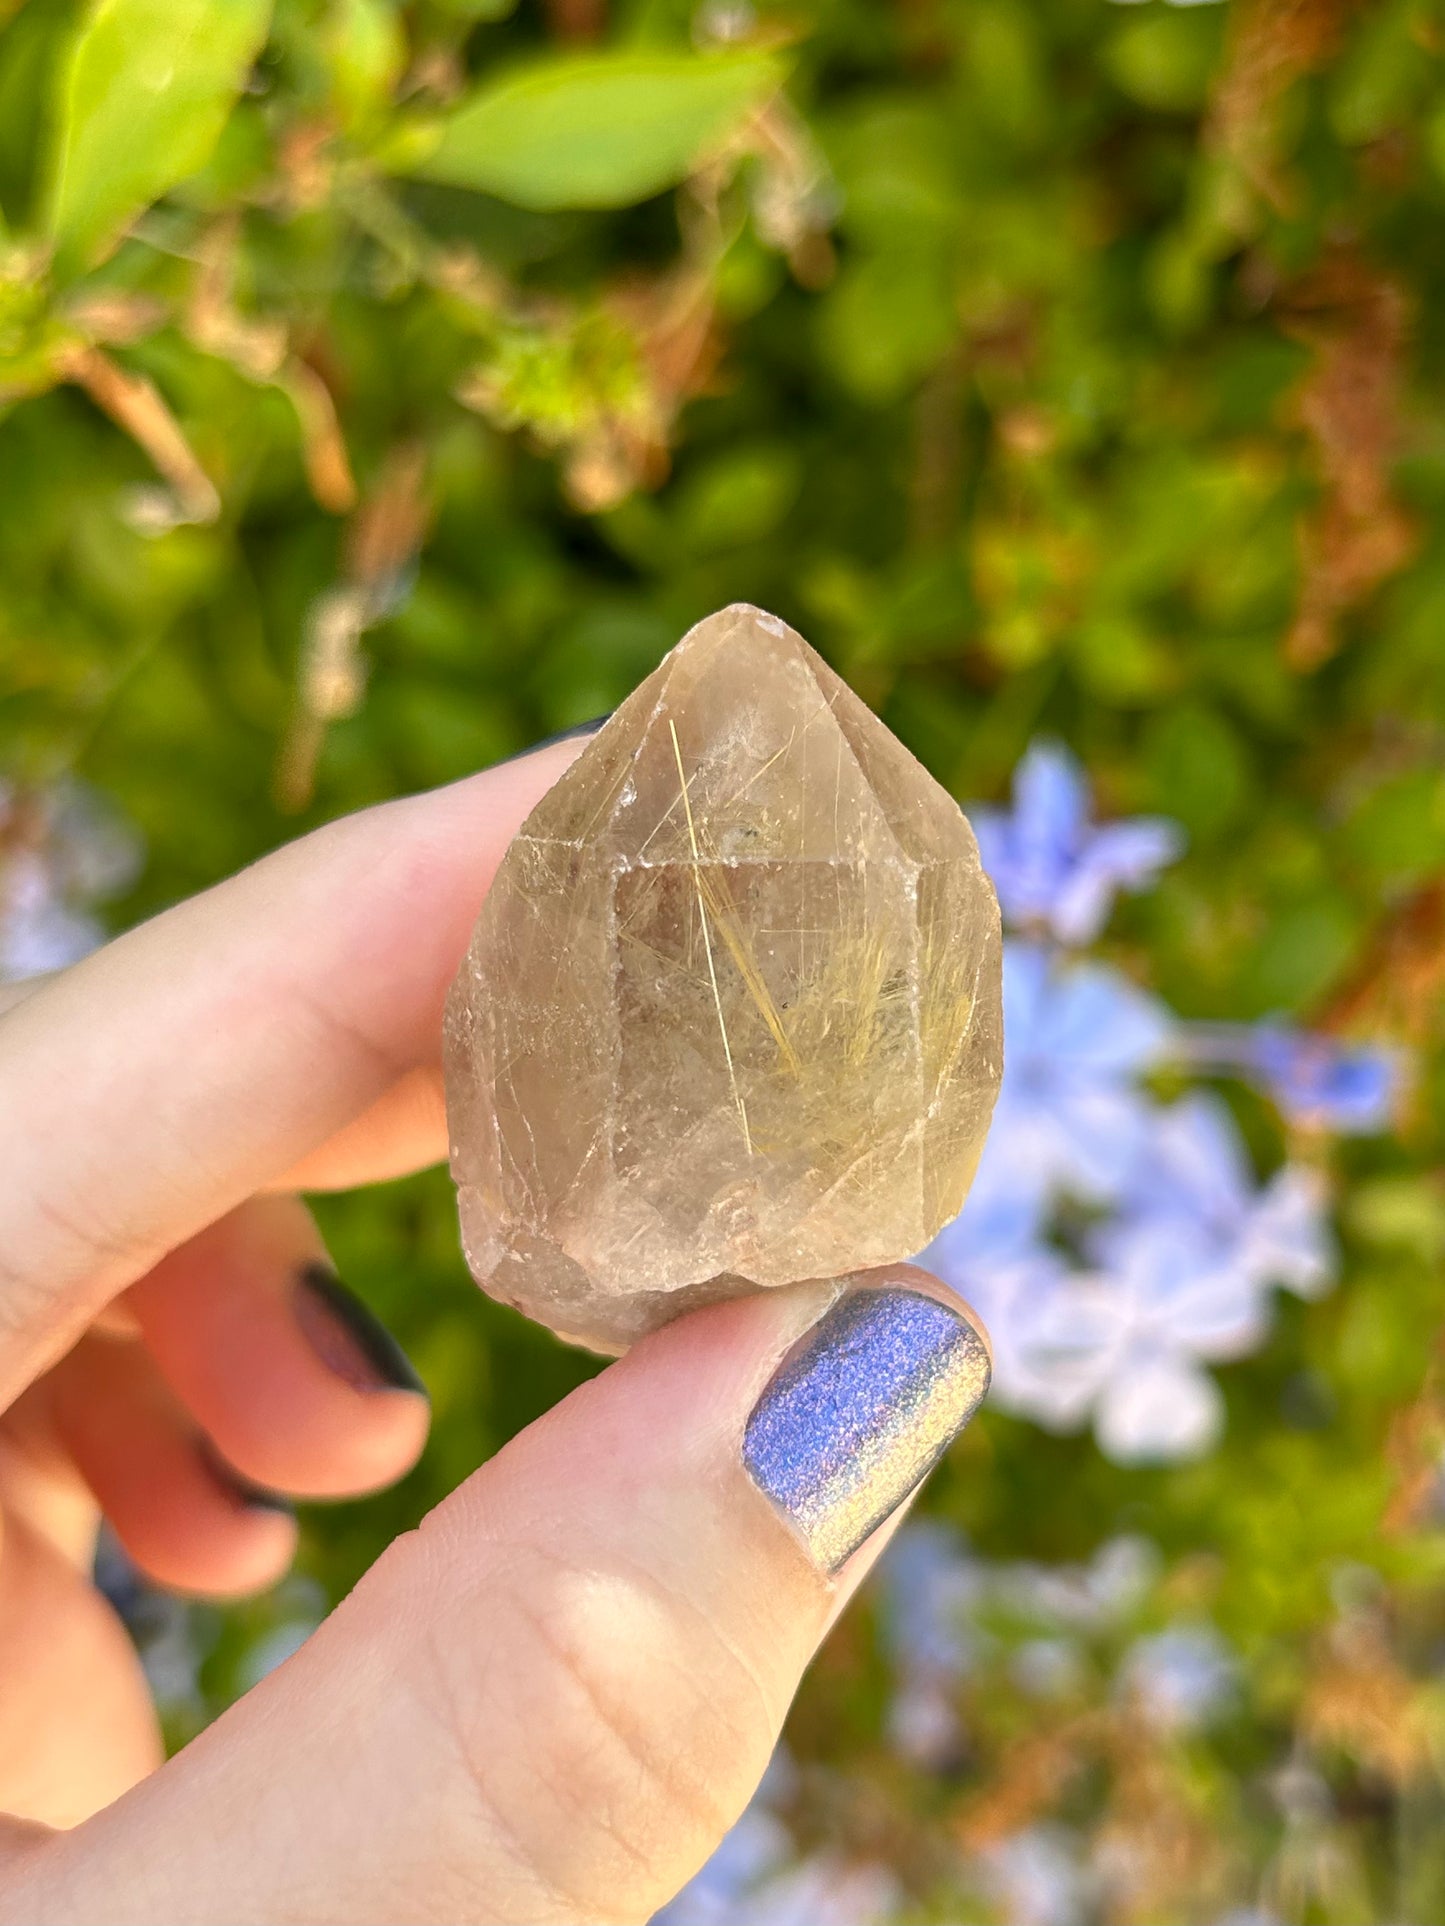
[660,740,1400,1926]
[922,742,1399,1465]
[660,1523,1256,1926]
[882,1523,1238,1768]
[0,780,142,983]
[657,1810,899,1926]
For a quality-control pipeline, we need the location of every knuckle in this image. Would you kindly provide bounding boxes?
[0,1181,149,1340]
[408,1533,773,1923]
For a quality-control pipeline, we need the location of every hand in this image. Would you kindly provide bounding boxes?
[0,743,990,1925]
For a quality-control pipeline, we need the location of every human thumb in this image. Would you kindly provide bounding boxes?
[4,1268,989,1926]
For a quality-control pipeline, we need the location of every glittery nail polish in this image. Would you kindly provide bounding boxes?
[742,1287,991,1573]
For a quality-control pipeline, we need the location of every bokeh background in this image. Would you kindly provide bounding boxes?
[4,0,1445,1918]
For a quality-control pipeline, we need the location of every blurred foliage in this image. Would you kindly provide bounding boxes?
[6,0,1445,1917]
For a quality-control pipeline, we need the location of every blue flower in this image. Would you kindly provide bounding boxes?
[0,780,143,983]
[982,941,1174,1210]
[1093,1345,1226,1464]
[928,1083,1335,1461]
[979,1825,1092,1926]
[655,1825,899,1926]
[920,1113,1102,1432]
[1096,1215,1270,1364]
[735,1858,899,1926]
[0,853,104,981]
[878,1524,979,1766]
[1002,1234,1240,1463]
[881,1521,983,1682]
[651,1807,792,1926]
[1042,1094,1339,1461]
[1180,1019,1402,1134]
[1249,1023,1401,1134]
[879,1528,1166,1767]
[1118,1624,1237,1733]
[920,945,1178,1436]
[1100,1091,1336,1303]
[970,741,1183,946]
[939,1239,1110,1434]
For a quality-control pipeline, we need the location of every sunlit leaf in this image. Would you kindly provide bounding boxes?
[0,0,83,233]
[322,0,406,138]
[404,48,781,210]
[45,0,272,271]
[1104,11,1223,114]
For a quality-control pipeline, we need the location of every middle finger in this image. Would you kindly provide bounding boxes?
[128,1196,430,1501]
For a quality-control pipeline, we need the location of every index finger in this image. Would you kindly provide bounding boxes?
[0,741,582,1406]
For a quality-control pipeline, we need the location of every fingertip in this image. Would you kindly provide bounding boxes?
[154,1455,300,1602]
[108,1434,300,1601]
[738,1272,992,1578]
[292,1263,427,1399]
[48,1339,301,1602]
[845,1260,995,1369]
[132,1199,430,1500]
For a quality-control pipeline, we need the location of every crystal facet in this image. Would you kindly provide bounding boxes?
[443,604,1003,1351]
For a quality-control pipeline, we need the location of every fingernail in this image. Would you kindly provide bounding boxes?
[294,1263,427,1398]
[496,716,611,766]
[742,1287,990,1574]
[198,1439,295,1518]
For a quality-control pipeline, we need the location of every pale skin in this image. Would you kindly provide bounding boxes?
[0,740,980,1925]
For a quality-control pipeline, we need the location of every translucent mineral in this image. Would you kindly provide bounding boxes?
[444,604,1003,1352]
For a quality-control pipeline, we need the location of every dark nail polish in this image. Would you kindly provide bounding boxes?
[294,1263,427,1398]
[495,716,610,766]
[198,1438,295,1518]
[743,1288,990,1573]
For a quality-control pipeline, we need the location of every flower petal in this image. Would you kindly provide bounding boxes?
[1095,1350,1224,1463]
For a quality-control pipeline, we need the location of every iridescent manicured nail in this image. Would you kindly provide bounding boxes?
[742,1286,991,1573]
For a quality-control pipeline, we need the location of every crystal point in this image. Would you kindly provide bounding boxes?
[444,604,1003,1351]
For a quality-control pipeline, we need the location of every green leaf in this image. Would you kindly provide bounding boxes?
[45,0,273,272]
[672,442,802,554]
[432,0,517,16]
[1348,1178,1445,1264]
[1341,768,1445,889]
[1104,11,1224,114]
[818,249,956,402]
[404,48,781,210]
[322,0,406,138]
[1330,0,1431,145]
[0,0,83,235]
